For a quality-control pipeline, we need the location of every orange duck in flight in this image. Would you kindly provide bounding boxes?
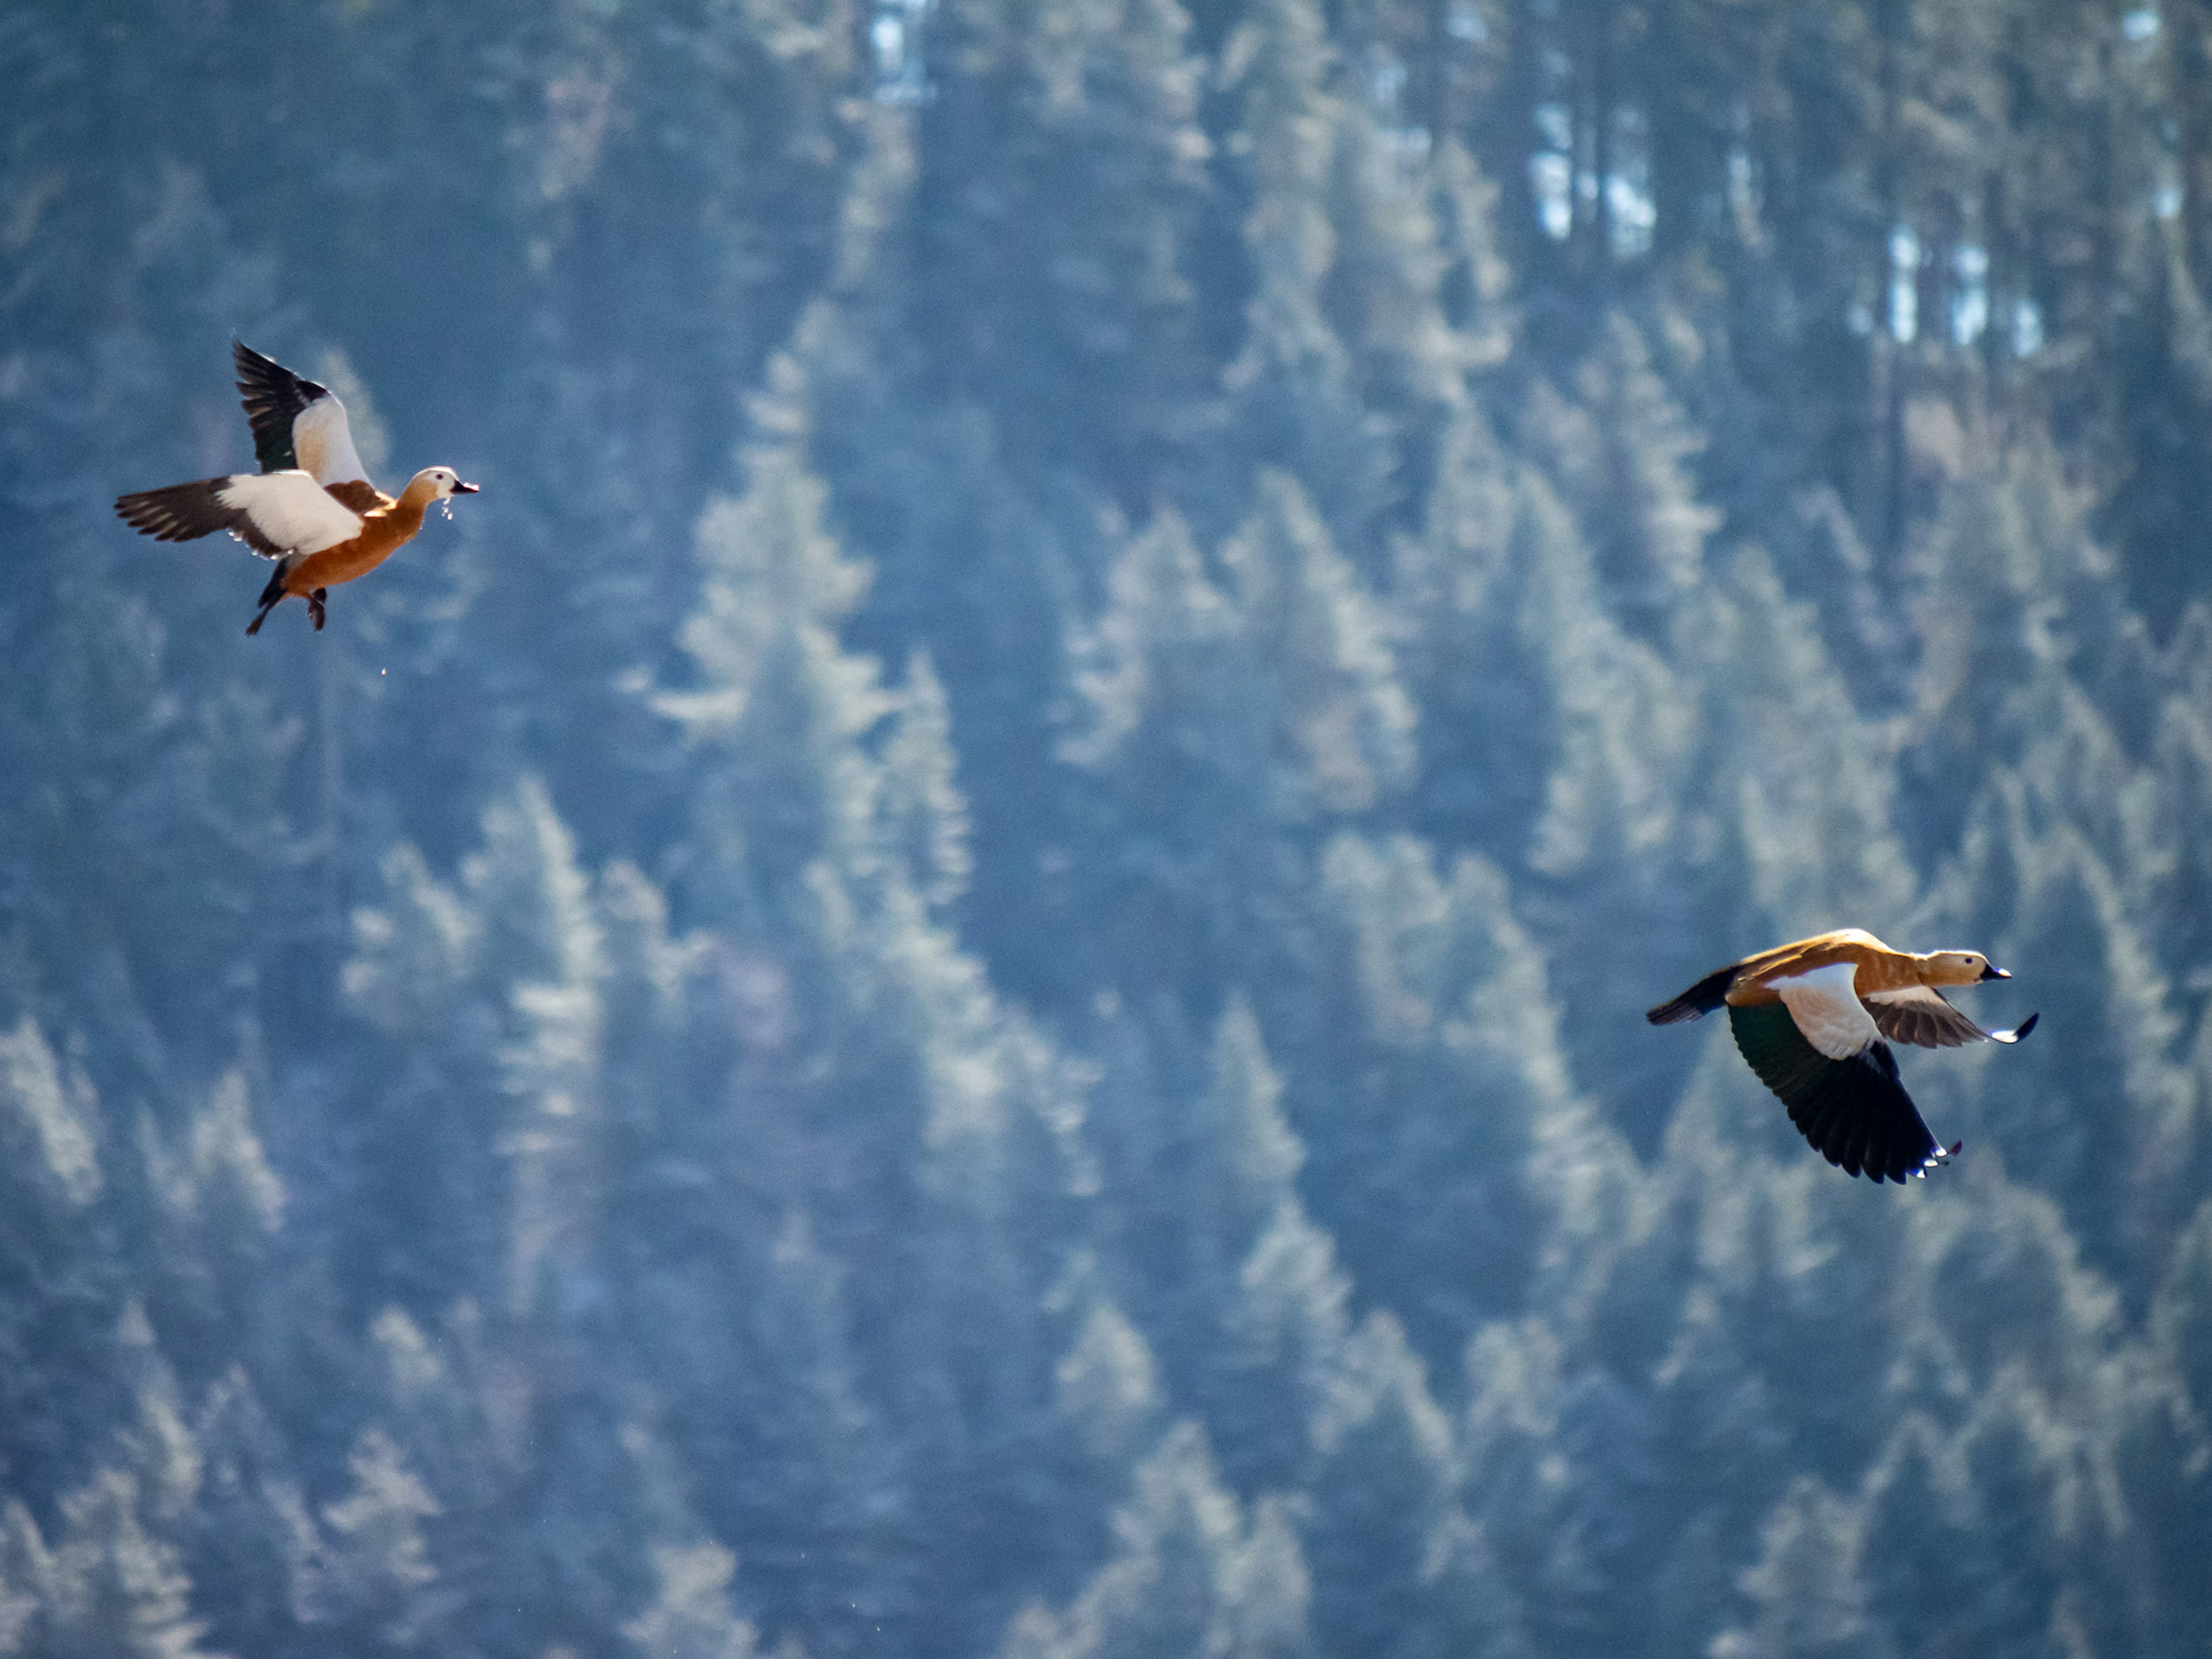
[115,341,477,635]
[1648,929,2037,1183]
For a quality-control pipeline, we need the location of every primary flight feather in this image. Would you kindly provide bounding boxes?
[1647,929,2037,1183]
[115,340,478,636]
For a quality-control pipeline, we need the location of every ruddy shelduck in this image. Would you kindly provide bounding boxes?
[115,340,478,635]
[1647,929,2037,1183]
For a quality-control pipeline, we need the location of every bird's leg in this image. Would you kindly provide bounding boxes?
[308,588,327,631]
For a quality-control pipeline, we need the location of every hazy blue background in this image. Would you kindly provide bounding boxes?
[3,1,2211,1654]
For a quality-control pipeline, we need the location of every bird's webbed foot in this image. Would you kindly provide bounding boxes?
[308,588,327,631]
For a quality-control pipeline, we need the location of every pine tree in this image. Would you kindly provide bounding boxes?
[1945,1367,2093,1658]
[1506,497,1690,1142]
[1218,0,1395,542]
[1643,1285,1795,1647]
[1709,1477,1891,1659]
[1387,407,1527,848]
[1063,471,1414,1006]
[623,1541,764,1659]
[1226,1203,1353,1491]
[1993,825,2194,1289]
[878,652,974,917]
[1900,441,2158,859]
[300,1429,445,1652]
[2146,693,2212,1017]
[594,858,695,1191]
[2122,1202,2212,1649]
[13,1468,215,1659]
[1667,543,1916,948]
[1300,832,1633,1345]
[1902,1170,2115,1408]
[662,440,884,940]
[904,0,1213,494]
[784,315,1088,1008]
[1171,996,1329,1486]
[141,1067,286,1374]
[182,1370,317,1659]
[1303,1313,1526,1659]
[1123,992,1302,1430]
[995,1423,1309,1659]
[0,1018,137,1505]
[338,828,505,1315]
[1218,470,1416,820]
[1762,487,1901,710]
[688,1207,908,1657]
[1518,1365,1667,1656]
[1055,1293,1162,1469]
[475,781,613,1337]
[1521,312,1718,641]
[1058,504,1275,997]
[1857,1414,2001,1659]
[1315,77,1470,538]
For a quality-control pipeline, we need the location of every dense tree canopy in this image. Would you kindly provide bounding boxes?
[4,0,2211,1653]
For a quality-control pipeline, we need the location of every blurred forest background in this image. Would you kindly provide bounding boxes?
[5,0,2212,1653]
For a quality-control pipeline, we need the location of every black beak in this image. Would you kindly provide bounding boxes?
[453,480,480,495]
[1979,964,2010,981]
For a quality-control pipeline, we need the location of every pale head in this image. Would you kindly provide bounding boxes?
[1922,949,2008,985]
[406,466,480,501]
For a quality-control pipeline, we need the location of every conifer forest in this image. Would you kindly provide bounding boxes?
[11,0,2212,1653]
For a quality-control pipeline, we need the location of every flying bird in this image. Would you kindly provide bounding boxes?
[1647,929,2037,1183]
[115,340,478,635]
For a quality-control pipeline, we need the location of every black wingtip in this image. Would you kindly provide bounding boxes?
[231,339,330,474]
[2012,1012,2037,1041]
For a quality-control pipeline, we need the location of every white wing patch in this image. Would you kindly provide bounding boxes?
[291,396,369,486]
[216,471,362,555]
[1770,962,1881,1060]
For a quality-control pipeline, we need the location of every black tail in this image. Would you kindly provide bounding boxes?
[1647,963,1738,1025]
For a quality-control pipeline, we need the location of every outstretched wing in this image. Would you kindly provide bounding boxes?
[115,471,361,559]
[1863,985,2040,1049]
[232,339,370,487]
[1728,1002,1955,1183]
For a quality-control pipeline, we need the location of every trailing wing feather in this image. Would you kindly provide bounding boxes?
[1865,986,2040,1048]
[1728,1003,1952,1183]
[115,479,251,546]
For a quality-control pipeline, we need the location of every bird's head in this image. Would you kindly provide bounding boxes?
[1924,949,2009,985]
[415,467,479,499]
[409,467,480,516]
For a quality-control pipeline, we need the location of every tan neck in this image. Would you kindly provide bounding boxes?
[395,474,444,511]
